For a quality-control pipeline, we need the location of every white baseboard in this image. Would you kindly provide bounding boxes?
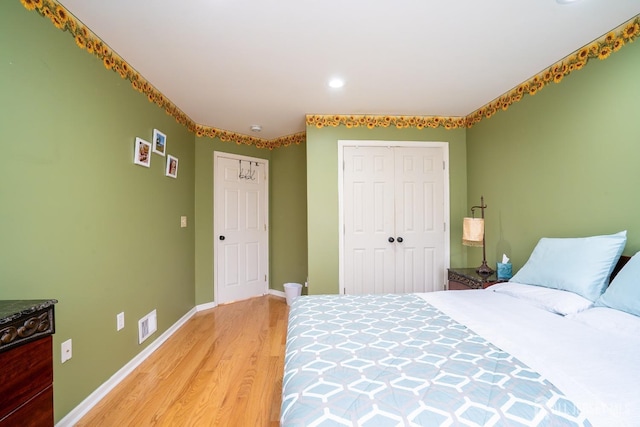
[269,289,286,299]
[196,301,217,312]
[55,307,198,427]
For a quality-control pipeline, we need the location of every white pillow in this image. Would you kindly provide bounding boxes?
[509,231,627,301]
[566,307,640,338]
[490,282,593,315]
[595,251,640,317]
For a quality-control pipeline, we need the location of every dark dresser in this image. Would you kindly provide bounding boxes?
[0,300,57,427]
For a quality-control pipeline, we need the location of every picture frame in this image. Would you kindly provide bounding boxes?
[165,155,178,178]
[152,129,166,156]
[133,137,151,167]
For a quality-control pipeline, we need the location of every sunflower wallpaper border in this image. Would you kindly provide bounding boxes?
[19,0,639,148]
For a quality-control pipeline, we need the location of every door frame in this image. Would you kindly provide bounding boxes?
[213,151,269,304]
[337,140,450,294]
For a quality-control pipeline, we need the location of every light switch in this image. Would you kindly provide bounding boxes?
[180,216,187,228]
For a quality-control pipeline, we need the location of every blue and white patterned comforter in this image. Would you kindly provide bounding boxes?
[281,294,590,426]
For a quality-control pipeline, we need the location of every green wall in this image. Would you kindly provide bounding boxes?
[0,1,195,421]
[466,39,640,271]
[270,142,308,292]
[305,125,467,295]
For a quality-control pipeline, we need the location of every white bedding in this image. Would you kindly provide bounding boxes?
[418,290,640,427]
[567,307,640,339]
[490,281,594,315]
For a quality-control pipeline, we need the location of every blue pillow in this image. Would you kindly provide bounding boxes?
[596,251,640,317]
[509,231,627,301]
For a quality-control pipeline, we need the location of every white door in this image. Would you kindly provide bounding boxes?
[394,147,445,293]
[214,152,269,304]
[343,147,396,294]
[342,143,447,294]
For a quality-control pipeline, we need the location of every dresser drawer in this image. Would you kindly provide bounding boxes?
[0,385,53,427]
[0,336,52,422]
[448,280,474,290]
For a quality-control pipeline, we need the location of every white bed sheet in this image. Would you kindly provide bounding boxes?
[417,290,640,427]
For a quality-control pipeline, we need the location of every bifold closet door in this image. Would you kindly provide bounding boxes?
[343,146,397,294]
[393,147,445,293]
[343,146,445,294]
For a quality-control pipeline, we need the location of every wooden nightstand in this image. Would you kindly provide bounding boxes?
[447,268,506,290]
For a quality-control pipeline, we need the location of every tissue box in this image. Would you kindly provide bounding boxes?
[496,262,512,280]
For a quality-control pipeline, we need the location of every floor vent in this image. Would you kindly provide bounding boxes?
[138,309,157,344]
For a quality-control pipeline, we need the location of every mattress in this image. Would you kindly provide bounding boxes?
[281,290,640,427]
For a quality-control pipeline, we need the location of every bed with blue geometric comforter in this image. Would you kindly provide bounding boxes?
[281,294,590,426]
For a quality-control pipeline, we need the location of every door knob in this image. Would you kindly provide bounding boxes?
[397,237,403,243]
[219,235,225,241]
[388,237,395,243]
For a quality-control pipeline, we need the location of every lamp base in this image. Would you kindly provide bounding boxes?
[476,260,494,276]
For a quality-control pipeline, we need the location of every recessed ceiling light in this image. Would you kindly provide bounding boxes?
[556,0,582,4]
[328,78,345,89]
[250,125,262,132]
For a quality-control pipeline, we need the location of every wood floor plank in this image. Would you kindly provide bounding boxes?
[75,295,289,427]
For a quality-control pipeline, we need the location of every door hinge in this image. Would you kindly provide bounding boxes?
[444,222,446,231]
[265,274,267,282]
[443,160,445,170]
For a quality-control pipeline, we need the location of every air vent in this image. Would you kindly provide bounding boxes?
[138,309,157,344]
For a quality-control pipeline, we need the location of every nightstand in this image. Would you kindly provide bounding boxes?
[447,268,506,290]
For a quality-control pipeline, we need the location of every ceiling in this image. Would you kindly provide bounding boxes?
[57,0,640,140]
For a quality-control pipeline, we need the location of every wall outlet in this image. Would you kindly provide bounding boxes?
[61,339,72,363]
[180,216,187,228]
[117,312,125,331]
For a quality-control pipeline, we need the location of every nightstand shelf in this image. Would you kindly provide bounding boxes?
[447,268,506,290]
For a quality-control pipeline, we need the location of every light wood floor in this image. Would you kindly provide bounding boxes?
[76,295,288,427]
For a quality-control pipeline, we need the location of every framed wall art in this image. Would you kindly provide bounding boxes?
[152,129,166,156]
[166,155,178,178]
[133,137,151,167]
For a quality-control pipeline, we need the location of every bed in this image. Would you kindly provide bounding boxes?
[281,232,640,426]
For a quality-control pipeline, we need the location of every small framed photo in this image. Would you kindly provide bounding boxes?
[133,137,151,167]
[152,129,166,156]
[165,155,178,178]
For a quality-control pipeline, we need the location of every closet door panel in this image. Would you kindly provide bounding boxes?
[343,147,395,294]
[395,147,445,293]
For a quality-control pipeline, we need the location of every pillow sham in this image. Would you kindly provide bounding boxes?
[595,251,640,317]
[567,307,640,338]
[509,231,626,301]
[490,282,593,315]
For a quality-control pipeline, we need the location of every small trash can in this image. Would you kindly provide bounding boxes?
[284,282,303,306]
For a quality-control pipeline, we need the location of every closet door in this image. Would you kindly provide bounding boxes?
[394,147,445,293]
[343,147,396,294]
[342,145,446,294]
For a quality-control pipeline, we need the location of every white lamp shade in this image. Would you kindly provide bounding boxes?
[462,217,484,247]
